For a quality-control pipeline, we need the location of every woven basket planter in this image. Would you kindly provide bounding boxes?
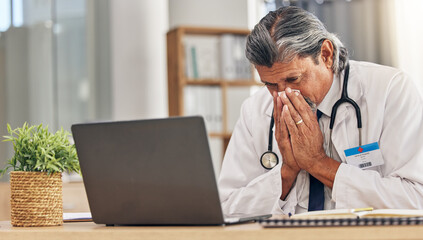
[10,171,63,227]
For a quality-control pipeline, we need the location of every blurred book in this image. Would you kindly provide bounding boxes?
[184,35,220,79]
[183,34,252,81]
[220,34,251,80]
[184,86,222,133]
[226,87,252,132]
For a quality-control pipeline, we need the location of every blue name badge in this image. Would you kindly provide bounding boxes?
[344,142,384,169]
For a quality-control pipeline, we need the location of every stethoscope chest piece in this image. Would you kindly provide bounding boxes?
[260,151,279,170]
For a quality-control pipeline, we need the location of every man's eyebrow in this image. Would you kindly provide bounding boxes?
[285,76,300,82]
[261,75,300,84]
[260,80,277,85]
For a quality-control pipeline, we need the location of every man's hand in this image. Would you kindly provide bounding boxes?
[273,91,300,174]
[272,91,300,200]
[279,87,340,188]
[278,88,326,171]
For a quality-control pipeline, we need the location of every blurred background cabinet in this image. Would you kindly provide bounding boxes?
[166,26,262,174]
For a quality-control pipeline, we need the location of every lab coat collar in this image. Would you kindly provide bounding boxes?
[317,72,342,117]
[265,92,273,117]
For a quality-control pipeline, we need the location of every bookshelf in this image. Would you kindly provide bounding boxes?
[166,26,262,161]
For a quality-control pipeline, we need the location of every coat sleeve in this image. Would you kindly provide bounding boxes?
[333,71,423,209]
[218,97,297,215]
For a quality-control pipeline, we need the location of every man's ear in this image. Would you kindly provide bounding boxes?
[320,39,334,69]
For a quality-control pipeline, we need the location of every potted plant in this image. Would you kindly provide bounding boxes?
[0,123,80,227]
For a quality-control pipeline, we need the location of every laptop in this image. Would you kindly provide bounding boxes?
[71,116,270,226]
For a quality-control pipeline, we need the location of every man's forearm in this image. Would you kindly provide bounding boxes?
[308,155,340,189]
[280,164,299,200]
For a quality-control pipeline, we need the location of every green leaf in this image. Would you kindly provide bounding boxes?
[1,123,80,176]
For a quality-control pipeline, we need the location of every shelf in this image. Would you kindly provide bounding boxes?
[171,25,251,36]
[209,132,232,139]
[185,79,263,87]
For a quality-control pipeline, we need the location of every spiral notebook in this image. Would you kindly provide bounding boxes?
[259,209,423,227]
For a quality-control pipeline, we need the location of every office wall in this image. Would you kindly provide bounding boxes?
[394,0,423,96]
[86,0,112,121]
[0,33,6,172]
[110,0,169,120]
[0,28,33,176]
[169,0,249,29]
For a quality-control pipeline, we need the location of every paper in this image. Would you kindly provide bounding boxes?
[63,212,92,222]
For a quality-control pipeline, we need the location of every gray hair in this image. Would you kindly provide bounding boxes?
[246,6,348,75]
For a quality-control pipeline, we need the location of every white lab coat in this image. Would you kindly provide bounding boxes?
[218,61,423,216]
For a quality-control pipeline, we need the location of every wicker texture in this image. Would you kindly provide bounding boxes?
[10,171,63,227]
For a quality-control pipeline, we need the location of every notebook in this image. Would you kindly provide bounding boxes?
[291,208,423,219]
[71,116,270,226]
[259,208,423,227]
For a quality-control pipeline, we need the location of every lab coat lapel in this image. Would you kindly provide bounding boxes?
[265,103,283,159]
[330,105,350,163]
[265,101,273,117]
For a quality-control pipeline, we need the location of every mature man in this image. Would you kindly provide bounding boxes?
[218,6,423,215]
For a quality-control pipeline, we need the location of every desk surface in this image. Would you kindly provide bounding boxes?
[2,221,423,240]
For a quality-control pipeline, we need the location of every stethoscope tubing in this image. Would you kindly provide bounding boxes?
[329,64,362,130]
[268,112,275,151]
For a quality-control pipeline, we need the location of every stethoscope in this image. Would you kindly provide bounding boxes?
[260,63,362,170]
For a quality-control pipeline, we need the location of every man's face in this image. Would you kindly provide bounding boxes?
[256,56,333,107]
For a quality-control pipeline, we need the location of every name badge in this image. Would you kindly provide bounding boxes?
[344,142,384,169]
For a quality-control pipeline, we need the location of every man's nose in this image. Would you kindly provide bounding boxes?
[277,83,289,93]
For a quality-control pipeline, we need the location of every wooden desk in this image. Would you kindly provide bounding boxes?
[1,221,423,240]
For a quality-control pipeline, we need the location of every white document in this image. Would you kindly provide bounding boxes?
[63,212,92,222]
